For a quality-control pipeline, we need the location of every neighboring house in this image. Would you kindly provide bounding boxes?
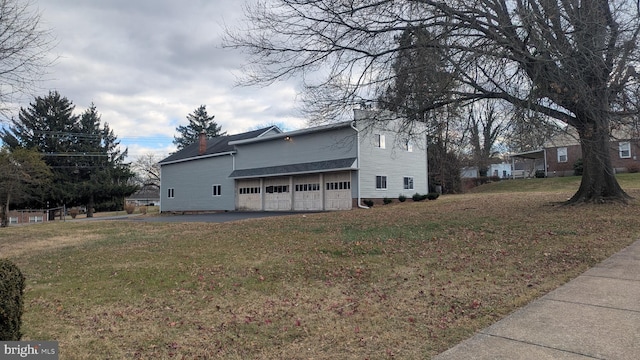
[510,127,640,177]
[126,187,161,206]
[159,110,428,212]
[460,163,512,179]
[6,209,48,225]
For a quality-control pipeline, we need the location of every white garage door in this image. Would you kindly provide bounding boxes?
[293,175,322,211]
[324,172,352,210]
[236,179,262,211]
[264,177,292,211]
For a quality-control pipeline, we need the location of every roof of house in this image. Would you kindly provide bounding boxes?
[228,121,354,146]
[159,126,280,165]
[229,157,357,178]
[127,187,160,200]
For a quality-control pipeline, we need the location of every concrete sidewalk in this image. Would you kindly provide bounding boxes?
[434,240,640,360]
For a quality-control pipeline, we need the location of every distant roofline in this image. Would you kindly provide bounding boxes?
[158,151,235,166]
[228,121,353,146]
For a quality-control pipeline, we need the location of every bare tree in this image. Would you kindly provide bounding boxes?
[227,0,640,204]
[0,0,55,120]
[132,153,161,190]
[466,102,507,177]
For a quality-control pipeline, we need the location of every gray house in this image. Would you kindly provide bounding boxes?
[159,110,428,212]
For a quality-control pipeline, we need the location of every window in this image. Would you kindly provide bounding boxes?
[404,177,414,190]
[239,187,261,194]
[619,142,631,158]
[265,185,289,193]
[375,134,386,149]
[212,184,222,196]
[376,176,387,190]
[29,216,43,223]
[9,217,18,225]
[557,147,568,163]
[325,181,350,190]
[167,188,175,198]
[404,140,413,152]
[295,183,320,192]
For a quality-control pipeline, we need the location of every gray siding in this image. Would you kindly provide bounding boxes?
[234,127,358,171]
[160,155,236,212]
[358,122,428,200]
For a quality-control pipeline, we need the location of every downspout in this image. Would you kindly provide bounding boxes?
[351,121,369,209]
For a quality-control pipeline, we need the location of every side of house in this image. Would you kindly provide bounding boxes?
[159,111,429,212]
[545,140,640,176]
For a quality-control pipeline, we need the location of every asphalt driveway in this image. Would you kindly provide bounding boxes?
[126,211,317,223]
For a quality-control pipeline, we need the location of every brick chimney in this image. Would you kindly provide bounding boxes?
[198,130,207,155]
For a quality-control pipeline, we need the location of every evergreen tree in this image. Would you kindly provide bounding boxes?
[378,26,462,193]
[0,148,51,227]
[76,105,137,217]
[173,105,225,150]
[0,92,136,213]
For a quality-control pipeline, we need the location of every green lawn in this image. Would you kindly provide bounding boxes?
[2,175,640,359]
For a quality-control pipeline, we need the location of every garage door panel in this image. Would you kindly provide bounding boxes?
[237,179,262,210]
[324,172,352,210]
[294,175,322,211]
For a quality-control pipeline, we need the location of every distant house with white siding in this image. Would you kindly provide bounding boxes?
[159,110,428,212]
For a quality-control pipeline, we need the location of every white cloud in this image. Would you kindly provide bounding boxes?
[31,0,307,158]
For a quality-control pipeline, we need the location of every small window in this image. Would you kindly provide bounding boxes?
[404,177,414,190]
[375,134,386,149]
[9,217,18,224]
[619,142,631,158]
[405,140,413,152]
[212,184,222,196]
[557,147,568,163]
[376,176,387,190]
[167,188,175,198]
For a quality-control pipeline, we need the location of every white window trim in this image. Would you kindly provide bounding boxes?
[619,141,631,159]
[212,184,222,197]
[404,176,414,190]
[557,147,568,163]
[167,188,175,198]
[375,134,386,149]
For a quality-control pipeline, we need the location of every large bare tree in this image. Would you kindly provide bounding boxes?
[227,0,640,204]
[0,0,54,119]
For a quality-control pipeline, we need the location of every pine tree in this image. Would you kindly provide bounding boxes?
[0,92,136,212]
[173,105,225,150]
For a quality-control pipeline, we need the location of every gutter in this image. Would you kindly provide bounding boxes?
[351,121,369,209]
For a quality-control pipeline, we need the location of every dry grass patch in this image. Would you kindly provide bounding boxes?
[2,190,640,359]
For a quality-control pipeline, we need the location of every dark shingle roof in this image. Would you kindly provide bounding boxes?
[159,127,278,165]
[229,158,357,178]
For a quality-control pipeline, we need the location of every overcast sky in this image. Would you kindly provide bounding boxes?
[30,0,307,159]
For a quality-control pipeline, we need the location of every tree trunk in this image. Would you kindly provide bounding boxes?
[1,193,10,228]
[567,120,632,204]
[86,193,94,218]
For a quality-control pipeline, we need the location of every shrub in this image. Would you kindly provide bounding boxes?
[124,203,136,214]
[426,193,440,200]
[0,259,25,341]
[363,199,374,207]
[139,206,148,215]
[534,170,546,178]
[68,207,79,219]
[383,197,393,205]
[398,195,407,202]
[628,165,639,173]
[573,158,583,176]
[412,193,428,202]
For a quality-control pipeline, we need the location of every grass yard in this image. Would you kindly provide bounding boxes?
[2,175,640,359]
